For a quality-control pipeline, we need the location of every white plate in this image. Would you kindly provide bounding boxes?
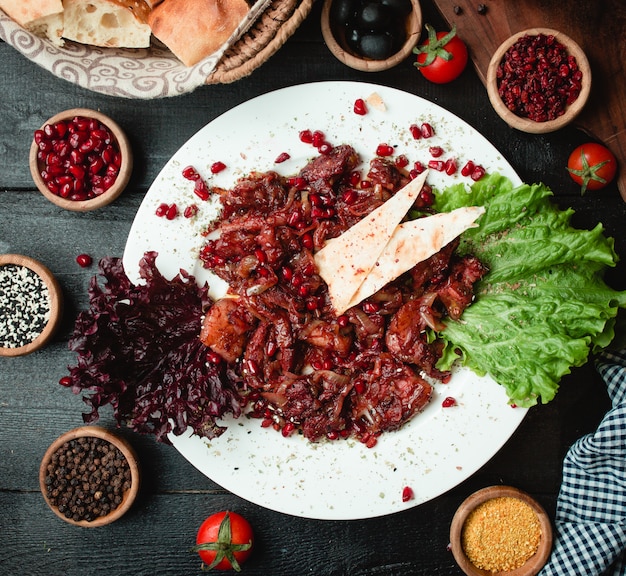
[123,81,527,520]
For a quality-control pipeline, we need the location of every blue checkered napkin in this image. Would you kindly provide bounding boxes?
[540,350,626,576]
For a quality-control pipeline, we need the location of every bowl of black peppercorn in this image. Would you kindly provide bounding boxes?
[321,0,422,71]
[39,426,140,527]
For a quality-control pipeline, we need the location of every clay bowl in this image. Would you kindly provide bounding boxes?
[0,254,63,357]
[321,0,422,72]
[486,28,591,134]
[39,426,140,527]
[450,485,553,576]
[29,108,132,211]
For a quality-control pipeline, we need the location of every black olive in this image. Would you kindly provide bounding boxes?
[345,25,363,53]
[357,2,393,33]
[330,0,360,28]
[380,0,413,17]
[359,32,395,59]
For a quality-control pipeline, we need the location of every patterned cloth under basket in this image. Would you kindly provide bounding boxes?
[0,0,314,98]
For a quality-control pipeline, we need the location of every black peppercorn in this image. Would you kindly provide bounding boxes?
[477,4,487,14]
[44,436,131,523]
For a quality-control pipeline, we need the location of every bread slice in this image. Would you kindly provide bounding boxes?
[0,0,64,45]
[62,0,152,48]
[148,0,250,66]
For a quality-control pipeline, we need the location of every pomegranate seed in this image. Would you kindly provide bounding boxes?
[428,160,445,171]
[461,160,475,177]
[299,129,313,144]
[376,143,394,156]
[360,179,372,189]
[194,179,211,201]
[245,359,260,375]
[413,161,426,174]
[365,435,378,448]
[155,203,169,217]
[76,253,92,267]
[429,146,444,157]
[337,315,350,327]
[261,418,273,428]
[354,381,366,394]
[445,158,458,175]
[318,142,333,155]
[402,486,414,502]
[282,422,296,437]
[342,189,358,204]
[312,130,326,148]
[421,123,434,138]
[327,430,339,440]
[182,166,200,180]
[265,341,277,356]
[166,203,178,220]
[288,176,307,190]
[362,301,380,313]
[254,248,267,264]
[206,351,222,364]
[470,165,486,181]
[298,284,309,297]
[306,298,319,311]
[58,376,73,387]
[275,152,290,163]
[301,233,314,249]
[353,98,367,115]
[309,193,323,207]
[281,266,293,281]
[442,396,457,407]
[409,123,421,139]
[395,154,410,168]
[348,171,361,186]
[210,161,226,174]
[183,204,198,218]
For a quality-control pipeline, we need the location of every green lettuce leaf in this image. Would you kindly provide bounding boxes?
[434,174,626,407]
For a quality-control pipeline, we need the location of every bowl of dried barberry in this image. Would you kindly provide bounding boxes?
[30,108,133,211]
[486,28,591,134]
[321,0,422,72]
[39,426,140,527]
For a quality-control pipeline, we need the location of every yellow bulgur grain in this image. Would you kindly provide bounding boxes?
[461,496,541,572]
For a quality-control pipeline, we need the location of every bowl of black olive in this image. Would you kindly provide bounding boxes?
[321,0,422,71]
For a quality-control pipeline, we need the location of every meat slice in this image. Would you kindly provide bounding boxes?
[199,298,256,363]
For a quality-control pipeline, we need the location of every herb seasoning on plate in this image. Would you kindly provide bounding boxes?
[0,263,51,349]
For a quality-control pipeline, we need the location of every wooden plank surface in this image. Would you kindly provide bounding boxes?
[432,0,626,199]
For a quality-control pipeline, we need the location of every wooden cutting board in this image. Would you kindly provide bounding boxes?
[432,0,626,200]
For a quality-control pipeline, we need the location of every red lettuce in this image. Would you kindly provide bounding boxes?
[66,252,244,443]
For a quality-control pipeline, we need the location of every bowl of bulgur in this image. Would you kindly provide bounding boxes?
[449,485,553,576]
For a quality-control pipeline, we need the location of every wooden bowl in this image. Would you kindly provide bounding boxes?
[486,28,591,134]
[321,0,422,72]
[39,426,140,527]
[450,486,553,576]
[29,108,132,211]
[0,254,63,357]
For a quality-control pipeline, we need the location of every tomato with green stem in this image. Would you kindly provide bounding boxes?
[413,24,468,84]
[567,143,618,195]
[193,511,253,572]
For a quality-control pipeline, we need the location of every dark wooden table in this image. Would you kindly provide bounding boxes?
[1,2,625,575]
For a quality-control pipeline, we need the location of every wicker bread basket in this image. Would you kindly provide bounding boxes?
[208,0,314,84]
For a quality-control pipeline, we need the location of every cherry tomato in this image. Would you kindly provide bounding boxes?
[567,143,618,195]
[193,511,253,572]
[413,24,468,84]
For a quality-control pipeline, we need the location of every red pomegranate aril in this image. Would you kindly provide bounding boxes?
[395,154,410,169]
[301,233,314,249]
[265,341,277,357]
[306,298,318,311]
[470,165,486,181]
[445,158,458,175]
[254,249,267,264]
[360,179,372,189]
[59,183,72,198]
[76,253,93,267]
[354,380,366,394]
[327,430,339,441]
[362,301,380,313]
[299,129,313,144]
[281,266,294,281]
[342,189,358,204]
[421,123,434,138]
[207,351,222,364]
[376,143,395,157]
[461,160,475,177]
[348,171,361,186]
[282,422,296,437]
[442,396,457,407]
[337,315,350,328]
[275,152,291,163]
[183,204,198,218]
[89,156,104,175]
[309,193,323,207]
[165,203,178,220]
[409,123,421,139]
[210,161,226,174]
[194,179,211,201]
[428,160,445,171]
[318,142,333,155]
[298,284,309,297]
[413,161,426,174]
[353,98,367,115]
[402,486,414,502]
[245,359,260,376]
[312,130,326,148]
[429,146,444,157]
[182,165,200,180]
[58,376,73,387]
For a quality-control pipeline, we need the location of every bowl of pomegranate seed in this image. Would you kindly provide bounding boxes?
[449,485,553,576]
[486,28,591,134]
[321,0,422,72]
[29,108,133,211]
[39,426,141,527]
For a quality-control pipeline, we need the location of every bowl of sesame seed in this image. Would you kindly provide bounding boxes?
[0,254,63,357]
[39,426,141,527]
[449,485,553,576]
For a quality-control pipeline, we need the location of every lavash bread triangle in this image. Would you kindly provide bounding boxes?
[0,0,64,45]
[61,0,152,48]
[148,0,250,67]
